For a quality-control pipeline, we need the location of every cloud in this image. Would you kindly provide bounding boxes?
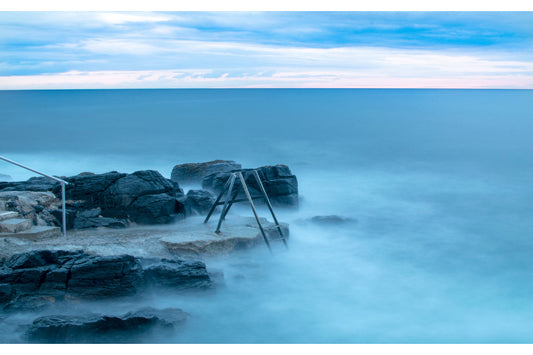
[1,67,533,89]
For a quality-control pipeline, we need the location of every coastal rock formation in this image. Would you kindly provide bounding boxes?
[0,170,186,229]
[142,258,212,290]
[171,160,241,185]
[0,191,59,227]
[202,165,299,207]
[184,189,215,216]
[0,250,214,309]
[26,307,188,343]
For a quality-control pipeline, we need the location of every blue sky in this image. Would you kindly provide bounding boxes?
[1,11,533,88]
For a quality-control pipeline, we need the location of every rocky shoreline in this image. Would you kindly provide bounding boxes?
[0,160,297,343]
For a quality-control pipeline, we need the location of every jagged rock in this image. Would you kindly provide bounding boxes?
[0,191,59,225]
[171,160,241,185]
[0,176,60,194]
[72,208,127,229]
[65,171,126,207]
[105,170,176,207]
[202,165,299,207]
[142,259,212,290]
[26,307,188,343]
[0,283,12,304]
[129,193,184,224]
[67,254,143,299]
[0,250,215,307]
[184,189,215,216]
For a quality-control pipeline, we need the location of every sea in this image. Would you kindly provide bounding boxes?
[1,88,533,343]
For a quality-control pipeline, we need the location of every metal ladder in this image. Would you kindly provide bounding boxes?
[203,169,288,252]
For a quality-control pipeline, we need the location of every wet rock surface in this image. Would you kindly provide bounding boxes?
[171,160,241,185]
[184,189,215,216]
[202,165,299,207]
[0,250,214,310]
[0,170,186,229]
[26,307,188,343]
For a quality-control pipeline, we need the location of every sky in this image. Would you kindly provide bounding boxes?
[1,11,533,89]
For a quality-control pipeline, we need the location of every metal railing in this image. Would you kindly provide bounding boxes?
[0,155,68,237]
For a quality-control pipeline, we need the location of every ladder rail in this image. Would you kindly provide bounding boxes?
[215,173,236,233]
[204,174,234,224]
[252,170,288,248]
[237,171,272,252]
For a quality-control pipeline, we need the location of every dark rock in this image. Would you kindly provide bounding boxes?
[49,208,76,230]
[105,170,176,207]
[0,176,60,194]
[308,215,358,225]
[143,259,212,290]
[4,295,56,312]
[65,171,126,207]
[0,250,216,310]
[67,254,143,299]
[26,307,188,343]
[184,189,215,216]
[171,160,241,185]
[0,283,12,304]
[202,165,298,207]
[73,208,127,229]
[129,193,184,224]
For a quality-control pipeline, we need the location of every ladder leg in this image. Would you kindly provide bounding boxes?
[204,174,233,224]
[238,171,272,252]
[253,170,288,248]
[215,173,236,233]
[220,188,240,222]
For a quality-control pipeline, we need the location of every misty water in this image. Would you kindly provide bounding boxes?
[1,89,533,343]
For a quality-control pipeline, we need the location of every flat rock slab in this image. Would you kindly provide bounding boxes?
[0,216,289,260]
[161,217,289,256]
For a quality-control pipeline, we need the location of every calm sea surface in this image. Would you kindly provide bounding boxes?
[1,89,533,343]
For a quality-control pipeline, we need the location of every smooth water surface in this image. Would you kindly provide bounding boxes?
[1,89,533,343]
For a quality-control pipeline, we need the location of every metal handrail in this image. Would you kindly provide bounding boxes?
[0,155,68,237]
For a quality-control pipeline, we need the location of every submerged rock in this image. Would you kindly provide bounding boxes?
[202,165,299,207]
[26,307,188,343]
[171,160,241,185]
[308,215,358,225]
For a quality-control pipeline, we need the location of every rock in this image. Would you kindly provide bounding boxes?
[105,170,176,207]
[0,250,215,306]
[171,160,241,185]
[0,283,12,304]
[184,189,215,216]
[202,165,298,207]
[4,295,56,312]
[65,171,126,207]
[142,259,212,290]
[308,215,358,225]
[67,254,143,299]
[129,193,184,224]
[0,191,59,225]
[26,307,188,343]
[72,208,127,229]
[0,176,60,194]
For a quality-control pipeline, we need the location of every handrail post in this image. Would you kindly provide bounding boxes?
[0,155,68,237]
[61,182,66,238]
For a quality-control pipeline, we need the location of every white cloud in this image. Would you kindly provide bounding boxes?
[97,12,176,25]
[2,68,533,89]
